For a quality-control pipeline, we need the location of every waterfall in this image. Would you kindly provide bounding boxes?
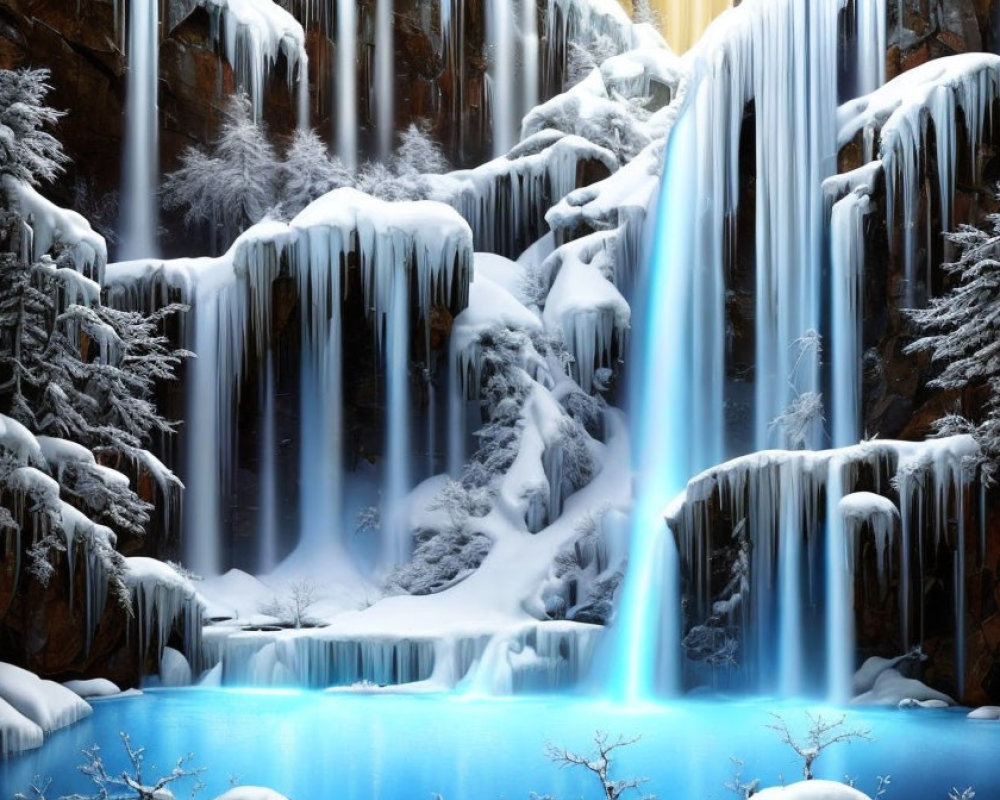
[294,227,346,556]
[258,351,279,573]
[121,0,159,260]
[825,456,853,704]
[376,0,395,160]
[855,0,887,95]
[830,189,871,448]
[337,0,358,169]
[382,266,412,567]
[490,0,515,156]
[521,0,539,123]
[613,99,701,701]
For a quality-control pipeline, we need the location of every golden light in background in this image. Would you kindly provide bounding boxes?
[620,0,733,54]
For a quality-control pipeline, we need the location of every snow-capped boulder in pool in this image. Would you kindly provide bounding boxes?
[213,788,291,800]
[63,678,122,698]
[968,706,1000,720]
[756,780,872,800]
[851,667,954,707]
[0,662,91,732]
[0,696,44,756]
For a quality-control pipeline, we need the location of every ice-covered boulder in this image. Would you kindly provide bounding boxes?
[968,706,1000,720]
[0,695,44,756]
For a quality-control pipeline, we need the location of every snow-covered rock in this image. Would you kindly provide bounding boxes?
[756,781,872,800]
[852,667,955,708]
[968,706,1000,720]
[125,558,205,669]
[62,678,122,698]
[0,663,91,736]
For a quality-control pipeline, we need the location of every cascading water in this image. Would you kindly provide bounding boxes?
[120,0,159,260]
[375,0,394,160]
[521,0,539,124]
[337,0,358,169]
[382,265,412,567]
[258,351,279,573]
[489,0,515,156]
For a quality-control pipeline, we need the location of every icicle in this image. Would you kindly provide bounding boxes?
[199,0,309,124]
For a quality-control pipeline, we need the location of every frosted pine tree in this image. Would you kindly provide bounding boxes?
[0,68,67,186]
[163,93,277,251]
[907,216,1000,482]
[277,129,353,218]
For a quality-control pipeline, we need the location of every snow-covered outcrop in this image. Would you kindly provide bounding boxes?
[125,558,204,674]
[62,678,123,698]
[0,662,91,756]
[667,437,981,696]
[542,232,629,393]
[853,667,955,707]
[2,175,107,282]
[835,53,1000,308]
[428,131,618,259]
[199,0,309,126]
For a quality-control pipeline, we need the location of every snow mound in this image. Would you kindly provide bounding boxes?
[213,789,290,800]
[756,781,872,800]
[852,667,955,708]
[0,662,91,734]
[968,706,1000,720]
[62,678,122,698]
[0,695,44,756]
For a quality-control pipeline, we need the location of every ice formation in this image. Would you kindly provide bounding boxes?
[125,557,205,672]
[666,437,979,698]
[541,233,629,393]
[837,54,1000,306]
[199,0,310,126]
[106,190,473,576]
[429,132,618,259]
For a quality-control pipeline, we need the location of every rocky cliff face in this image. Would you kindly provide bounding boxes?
[0,0,498,259]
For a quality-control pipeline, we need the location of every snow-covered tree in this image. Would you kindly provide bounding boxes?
[906,216,1000,483]
[355,160,415,202]
[0,68,67,187]
[163,94,277,251]
[394,121,449,178]
[767,713,872,781]
[631,0,661,27]
[276,129,353,218]
[566,34,619,88]
[260,578,322,628]
[544,732,652,800]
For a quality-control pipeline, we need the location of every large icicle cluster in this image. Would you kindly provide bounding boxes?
[106,190,473,577]
[199,0,310,125]
[125,557,204,671]
[666,436,981,699]
[837,54,1000,307]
